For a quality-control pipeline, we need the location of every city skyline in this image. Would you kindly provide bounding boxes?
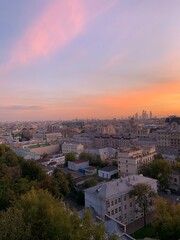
[0,0,180,121]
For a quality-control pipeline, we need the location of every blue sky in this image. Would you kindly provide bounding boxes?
[0,0,180,120]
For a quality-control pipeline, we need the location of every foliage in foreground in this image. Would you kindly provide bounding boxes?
[0,189,107,240]
[130,183,156,227]
[0,144,71,211]
[153,198,180,240]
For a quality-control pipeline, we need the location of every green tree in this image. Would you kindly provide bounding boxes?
[130,183,156,227]
[15,189,74,240]
[94,221,106,240]
[42,152,48,159]
[84,178,98,188]
[65,152,76,165]
[0,144,10,158]
[14,189,107,240]
[20,159,46,181]
[0,207,31,240]
[79,152,94,161]
[141,159,172,190]
[1,151,19,167]
[79,152,107,168]
[0,178,16,210]
[154,198,180,240]
[52,168,70,197]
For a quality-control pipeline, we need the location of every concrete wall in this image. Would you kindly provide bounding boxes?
[85,191,107,217]
[30,144,60,155]
[98,169,118,179]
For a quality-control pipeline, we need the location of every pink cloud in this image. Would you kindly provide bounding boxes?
[10,0,85,65]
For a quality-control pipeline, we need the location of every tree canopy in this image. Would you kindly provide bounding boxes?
[140,159,172,189]
[130,183,156,226]
[0,189,107,240]
[79,152,106,168]
[0,144,111,240]
[154,198,180,240]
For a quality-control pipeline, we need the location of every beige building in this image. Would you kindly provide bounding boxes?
[157,130,180,156]
[157,117,180,157]
[24,143,60,155]
[118,147,156,176]
[62,143,84,155]
[84,175,157,225]
[94,134,137,149]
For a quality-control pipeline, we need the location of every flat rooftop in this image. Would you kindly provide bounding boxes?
[99,166,118,172]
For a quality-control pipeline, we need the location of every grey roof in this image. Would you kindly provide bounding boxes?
[84,175,156,199]
[99,166,118,172]
[11,147,40,158]
[105,219,124,236]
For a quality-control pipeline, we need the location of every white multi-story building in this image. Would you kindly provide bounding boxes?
[118,147,156,176]
[62,143,84,155]
[49,154,65,165]
[98,166,118,179]
[84,175,157,225]
[68,160,89,171]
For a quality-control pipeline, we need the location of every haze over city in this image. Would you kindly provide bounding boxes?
[0,0,180,121]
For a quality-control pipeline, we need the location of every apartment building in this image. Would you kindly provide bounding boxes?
[68,160,89,171]
[94,134,137,149]
[84,175,157,225]
[118,147,156,176]
[157,116,180,157]
[157,130,180,156]
[169,169,180,192]
[62,143,84,155]
[98,166,118,179]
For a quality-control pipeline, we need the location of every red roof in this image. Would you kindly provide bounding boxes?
[74,160,88,164]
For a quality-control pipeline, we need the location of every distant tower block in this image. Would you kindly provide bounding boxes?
[150,111,152,119]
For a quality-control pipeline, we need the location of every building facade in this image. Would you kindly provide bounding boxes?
[157,116,180,157]
[84,175,157,225]
[94,134,137,149]
[98,166,118,179]
[118,147,156,176]
[62,143,84,155]
[68,160,89,171]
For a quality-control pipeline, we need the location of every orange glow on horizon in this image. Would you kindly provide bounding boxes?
[31,80,180,120]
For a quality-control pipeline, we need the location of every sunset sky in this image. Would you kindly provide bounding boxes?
[0,0,180,121]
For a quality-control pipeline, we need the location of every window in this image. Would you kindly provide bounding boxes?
[115,199,117,204]
[124,204,127,210]
[130,202,132,207]
[111,210,114,215]
[115,208,117,214]
[124,196,126,201]
[119,207,121,212]
[118,197,121,202]
[111,201,114,206]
